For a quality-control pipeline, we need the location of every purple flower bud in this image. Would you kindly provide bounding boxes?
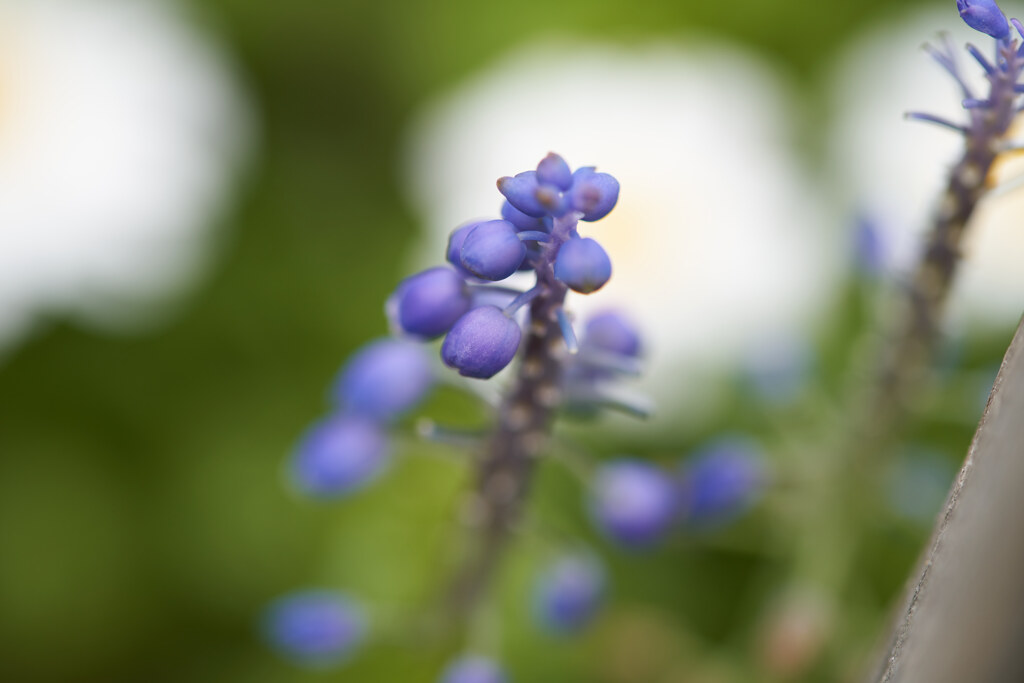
[447,222,484,278]
[334,338,434,420]
[536,152,573,190]
[554,237,612,294]
[535,554,605,633]
[460,220,526,281]
[679,437,766,524]
[291,416,390,497]
[582,310,642,357]
[591,460,677,548]
[957,0,1010,39]
[441,306,522,379]
[535,183,569,217]
[500,200,550,232]
[568,167,620,221]
[264,590,365,667]
[439,655,509,683]
[393,267,471,339]
[497,170,547,217]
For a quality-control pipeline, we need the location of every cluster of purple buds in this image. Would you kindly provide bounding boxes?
[391,152,619,379]
[290,338,434,497]
[588,438,767,548]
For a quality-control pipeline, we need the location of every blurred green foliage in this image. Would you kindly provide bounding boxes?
[0,0,1006,681]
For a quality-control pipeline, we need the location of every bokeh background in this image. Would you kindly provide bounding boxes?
[0,0,1020,681]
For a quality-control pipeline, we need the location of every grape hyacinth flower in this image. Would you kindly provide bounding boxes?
[832,4,1024,329]
[534,553,606,633]
[404,43,839,423]
[277,154,640,676]
[439,655,509,683]
[866,0,1024,413]
[263,590,366,667]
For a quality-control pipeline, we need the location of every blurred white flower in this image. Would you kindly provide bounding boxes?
[402,39,839,418]
[0,0,251,354]
[828,3,1024,329]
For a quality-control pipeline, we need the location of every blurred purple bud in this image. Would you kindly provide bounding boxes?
[264,590,365,667]
[679,437,766,524]
[535,553,605,633]
[334,338,434,420]
[582,310,642,358]
[591,459,677,548]
[291,416,390,497]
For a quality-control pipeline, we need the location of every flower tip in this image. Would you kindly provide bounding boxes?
[957,0,1010,40]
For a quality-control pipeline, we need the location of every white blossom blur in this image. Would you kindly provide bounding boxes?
[0,0,251,354]
[403,39,840,421]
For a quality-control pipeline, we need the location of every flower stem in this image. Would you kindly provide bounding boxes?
[447,214,576,618]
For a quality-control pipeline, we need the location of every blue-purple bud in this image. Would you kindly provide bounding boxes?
[582,311,642,357]
[291,416,390,497]
[460,220,527,281]
[500,200,550,232]
[535,183,570,217]
[534,554,605,633]
[439,655,509,683]
[441,306,522,379]
[264,590,365,667]
[554,237,612,294]
[393,267,471,339]
[536,152,573,190]
[447,222,484,278]
[333,338,434,420]
[568,167,620,221]
[679,438,766,524]
[497,170,547,217]
[957,0,1010,39]
[590,460,677,548]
